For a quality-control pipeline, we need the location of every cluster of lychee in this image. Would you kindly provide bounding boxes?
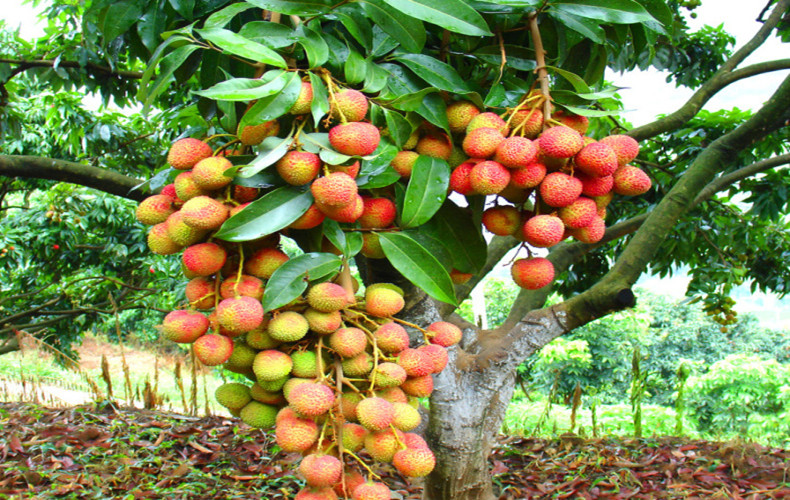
[388,91,651,290]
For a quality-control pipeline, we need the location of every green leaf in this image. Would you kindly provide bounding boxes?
[335,6,374,51]
[263,253,343,311]
[193,72,288,101]
[238,21,299,48]
[432,202,487,273]
[550,0,657,25]
[473,45,537,71]
[203,3,255,29]
[245,0,330,15]
[555,103,625,117]
[383,109,413,148]
[544,65,591,93]
[214,187,313,241]
[239,134,295,177]
[363,60,390,93]
[197,28,287,68]
[416,93,450,132]
[394,54,470,93]
[103,1,145,42]
[362,0,426,53]
[296,24,329,68]
[142,44,200,110]
[239,71,303,129]
[322,219,363,258]
[345,50,367,85]
[400,156,449,228]
[168,0,195,19]
[308,73,330,124]
[137,2,168,51]
[547,10,605,43]
[379,232,457,305]
[378,0,492,36]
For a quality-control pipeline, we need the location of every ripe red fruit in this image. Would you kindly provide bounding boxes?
[574,142,618,177]
[538,126,584,158]
[482,205,521,236]
[469,160,510,195]
[613,165,652,195]
[167,138,212,170]
[329,122,380,156]
[462,127,505,159]
[522,214,565,248]
[539,172,583,208]
[511,257,555,290]
[449,161,477,195]
[358,197,396,229]
[494,136,538,168]
[310,172,358,208]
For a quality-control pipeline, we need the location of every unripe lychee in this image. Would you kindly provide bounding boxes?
[161,310,209,343]
[330,89,368,122]
[165,211,208,247]
[538,126,584,158]
[494,136,538,168]
[136,194,175,225]
[319,194,363,223]
[558,197,597,229]
[578,172,614,197]
[253,349,293,381]
[290,204,326,230]
[341,352,373,376]
[244,247,289,279]
[246,325,280,350]
[522,214,565,248]
[147,223,182,255]
[393,448,436,477]
[238,120,280,146]
[185,277,215,309]
[365,287,405,317]
[216,296,264,334]
[466,112,508,135]
[446,100,480,133]
[390,150,419,178]
[215,382,252,411]
[340,391,364,421]
[462,127,505,159]
[311,172,358,208]
[427,321,463,347]
[509,162,546,189]
[400,375,434,397]
[341,423,367,452]
[361,232,385,259]
[511,257,555,290]
[283,378,313,401]
[482,205,521,236]
[469,160,510,195]
[356,397,394,431]
[224,341,257,373]
[276,150,321,186]
[290,81,314,115]
[288,382,336,417]
[570,216,606,243]
[329,122,380,156]
[174,171,206,201]
[167,138,212,170]
[418,343,449,373]
[300,454,342,488]
[250,383,286,405]
[304,308,342,335]
[258,375,289,392]
[574,142,618,177]
[240,400,278,428]
[372,362,408,388]
[510,108,543,139]
[194,333,234,366]
[539,172,583,207]
[612,165,651,195]
[275,414,319,453]
[449,161,477,195]
[358,197,397,229]
[268,311,309,342]
[192,156,234,190]
[599,134,639,165]
[416,133,452,160]
[291,350,319,378]
[182,242,227,276]
[180,195,230,230]
[220,274,264,300]
[363,429,403,462]
[373,322,410,353]
[329,327,367,358]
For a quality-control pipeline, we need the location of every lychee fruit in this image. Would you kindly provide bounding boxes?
[328,327,367,358]
[555,110,589,135]
[599,134,639,165]
[233,185,259,203]
[510,108,543,139]
[300,454,342,488]
[276,150,321,186]
[194,333,234,366]
[329,122,380,156]
[450,269,473,284]
[136,195,175,225]
[418,343,449,373]
[182,242,227,276]
[341,351,373,376]
[167,138,212,170]
[215,382,252,411]
[275,414,319,453]
[416,133,452,160]
[391,150,418,178]
[330,89,368,123]
[612,165,651,195]
[427,321,462,347]
[288,382,336,417]
[185,277,215,309]
[165,211,208,246]
[372,362,408,388]
[304,308,342,335]
[574,142,618,177]
[363,429,403,462]
[446,100,480,133]
[291,350,319,378]
[358,197,396,229]
[361,232,385,259]
[466,112,508,135]
[216,296,264,334]
[319,194,364,223]
[352,481,391,500]
[192,156,234,190]
[290,204,326,230]
[238,120,280,146]
[558,197,597,228]
[240,401,278,428]
[244,247,289,279]
[365,287,405,317]
[373,322,410,353]
[400,375,434,398]
[220,274,264,300]
[174,171,206,201]
[161,310,209,343]
[311,172,358,208]
[482,205,521,236]
[469,160,510,195]
[341,423,367,452]
[462,127,505,159]
[494,136,538,168]
[307,282,349,312]
[290,81,314,115]
[539,172,583,207]
[356,397,394,431]
[328,160,360,178]
[522,214,565,248]
[538,126,584,158]
[393,448,436,477]
[180,195,229,230]
[253,349,293,381]
[569,216,606,243]
[268,311,309,342]
[511,257,555,290]
[509,162,546,189]
[449,161,477,195]
[147,223,182,255]
[578,172,614,197]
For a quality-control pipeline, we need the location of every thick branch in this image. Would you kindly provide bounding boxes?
[628,0,790,141]
[0,58,143,80]
[0,334,20,356]
[0,155,145,201]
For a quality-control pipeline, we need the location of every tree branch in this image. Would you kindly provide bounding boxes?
[0,58,144,80]
[0,155,146,201]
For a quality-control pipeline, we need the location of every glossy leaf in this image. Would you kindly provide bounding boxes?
[395,54,470,93]
[214,187,313,241]
[345,50,367,85]
[197,28,287,68]
[379,0,492,36]
[400,156,450,228]
[238,134,295,178]
[379,232,457,305]
[308,73,330,124]
[263,253,343,311]
[551,0,657,25]
[203,3,255,29]
[142,44,200,109]
[296,24,329,68]
[103,1,145,42]
[238,22,298,48]
[323,219,363,258]
[245,0,330,15]
[362,0,426,53]
[432,202,487,273]
[238,71,303,130]
[383,109,413,148]
[193,72,288,101]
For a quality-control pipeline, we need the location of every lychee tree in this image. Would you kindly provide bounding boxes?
[2,0,790,499]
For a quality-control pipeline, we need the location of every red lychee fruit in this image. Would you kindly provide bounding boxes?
[393,447,436,477]
[194,333,234,366]
[482,205,521,236]
[558,197,597,228]
[180,195,230,230]
[275,413,319,453]
[352,481,391,500]
[233,185,259,203]
[555,110,589,135]
[462,127,505,159]
[510,108,544,139]
[216,296,264,334]
[147,223,182,255]
[511,257,555,290]
[469,160,510,195]
[427,321,462,347]
[220,274,264,300]
[238,120,280,146]
[578,172,614,197]
[400,375,434,398]
[276,151,321,186]
[570,216,606,243]
[288,382,336,417]
[167,138,212,170]
[294,487,338,500]
[446,100,480,133]
[356,397,395,431]
[329,327,367,358]
[466,112,508,135]
[612,165,651,195]
[319,194,364,223]
[182,242,227,276]
[494,136,538,168]
[373,322,410,353]
[509,162,546,189]
[538,126,584,158]
[299,454,342,488]
[330,89,368,123]
[136,194,175,225]
[391,150,419,178]
[174,171,206,201]
[328,160,361,178]
[539,172,583,207]
[574,142,618,177]
[311,172,358,208]
[416,133,452,160]
[397,348,433,377]
[329,122,380,156]
[402,432,430,450]
[599,134,640,165]
[522,214,565,248]
[161,310,209,343]
[192,156,234,191]
[358,197,396,229]
[365,287,405,318]
[289,204,326,230]
[185,277,215,309]
[290,81,314,115]
[244,247,289,279]
[334,471,366,498]
[449,161,477,195]
[307,282,349,312]
[418,343,449,373]
[165,211,208,246]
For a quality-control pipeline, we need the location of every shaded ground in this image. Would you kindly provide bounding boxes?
[0,402,788,499]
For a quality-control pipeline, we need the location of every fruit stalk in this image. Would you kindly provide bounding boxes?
[528,12,552,127]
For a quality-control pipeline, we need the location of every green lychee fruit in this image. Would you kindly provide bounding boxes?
[291,350,319,378]
[136,194,175,225]
[246,324,281,350]
[253,349,293,381]
[391,150,418,178]
[299,454,342,488]
[466,112,509,135]
[180,195,229,230]
[511,257,555,290]
[446,100,480,133]
[482,205,521,236]
[418,343,449,373]
[250,383,286,405]
[328,327,368,358]
[304,308,342,335]
[391,402,421,431]
[165,211,208,247]
[161,309,209,343]
[365,287,405,318]
[192,156,234,190]
[258,375,289,392]
[276,150,321,186]
[329,122,380,157]
[310,172,358,208]
[360,232,385,259]
[539,172,583,207]
[240,400,278,428]
[174,171,206,201]
[358,197,396,229]
[468,160,510,195]
[427,321,462,347]
[288,382,336,417]
[392,448,436,477]
[182,242,227,276]
[167,138,212,170]
[341,351,373,376]
[244,247,289,279]
[215,382,252,411]
[341,423,367,453]
[329,89,368,122]
[462,127,505,159]
[612,165,651,195]
[147,223,182,255]
[340,391,364,422]
[538,126,584,158]
[194,333,234,366]
[224,341,257,374]
[415,133,452,160]
[307,282,349,312]
[372,362,407,388]
[290,81,314,115]
[268,311,309,342]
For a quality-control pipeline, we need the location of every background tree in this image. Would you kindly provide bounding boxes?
[2,1,790,499]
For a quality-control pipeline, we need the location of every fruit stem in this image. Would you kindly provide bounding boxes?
[214,138,241,156]
[233,244,245,297]
[338,260,356,304]
[344,450,382,480]
[528,12,552,128]
[317,337,329,383]
[333,358,347,494]
[324,73,348,124]
[392,317,428,334]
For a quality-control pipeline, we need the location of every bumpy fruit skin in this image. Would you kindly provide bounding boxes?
[167,138,212,170]
[276,151,321,186]
[334,471,366,498]
[319,194,364,223]
[136,195,175,225]
[300,454,342,488]
[290,81,314,114]
[276,414,319,453]
[238,120,280,146]
[365,287,405,318]
[449,162,477,195]
[402,432,429,450]
[360,232,385,259]
[419,343,449,373]
[613,165,651,195]
[147,223,182,255]
[397,348,432,377]
[180,196,229,230]
[358,197,396,229]
[372,362,407,388]
[469,160,510,195]
[288,382,336,417]
[244,247,289,279]
[240,401,278,428]
[356,397,394,431]
[462,127,505,159]
[416,133,452,160]
[304,308,342,335]
[182,242,227,276]
[253,349,293,381]
[311,172,358,208]
[494,136,538,168]
[578,172,614,197]
[194,334,234,366]
[558,197,597,229]
[216,296,264,334]
[215,382,252,411]
[510,109,543,139]
[400,375,434,397]
[165,211,207,247]
[268,311,309,342]
[510,162,546,189]
[482,205,521,236]
[185,277,215,309]
[174,171,205,201]
[192,156,234,190]
[290,204,326,230]
[555,110,589,135]
[364,428,403,462]
[538,126,584,158]
[393,448,436,477]
[220,274,264,300]
[329,122,380,156]
[570,216,605,243]
[307,282,349,312]
[391,150,419,178]
[511,257,555,290]
[574,142,618,177]
[427,321,462,347]
[600,134,640,165]
[329,327,367,358]
[540,172,583,208]
[373,322,410,353]
[466,112,509,135]
[161,310,209,343]
[330,89,368,122]
[446,100,480,133]
[233,185,259,203]
[225,341,257,373]
[522,214,565,248]
[352,481,391,500]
